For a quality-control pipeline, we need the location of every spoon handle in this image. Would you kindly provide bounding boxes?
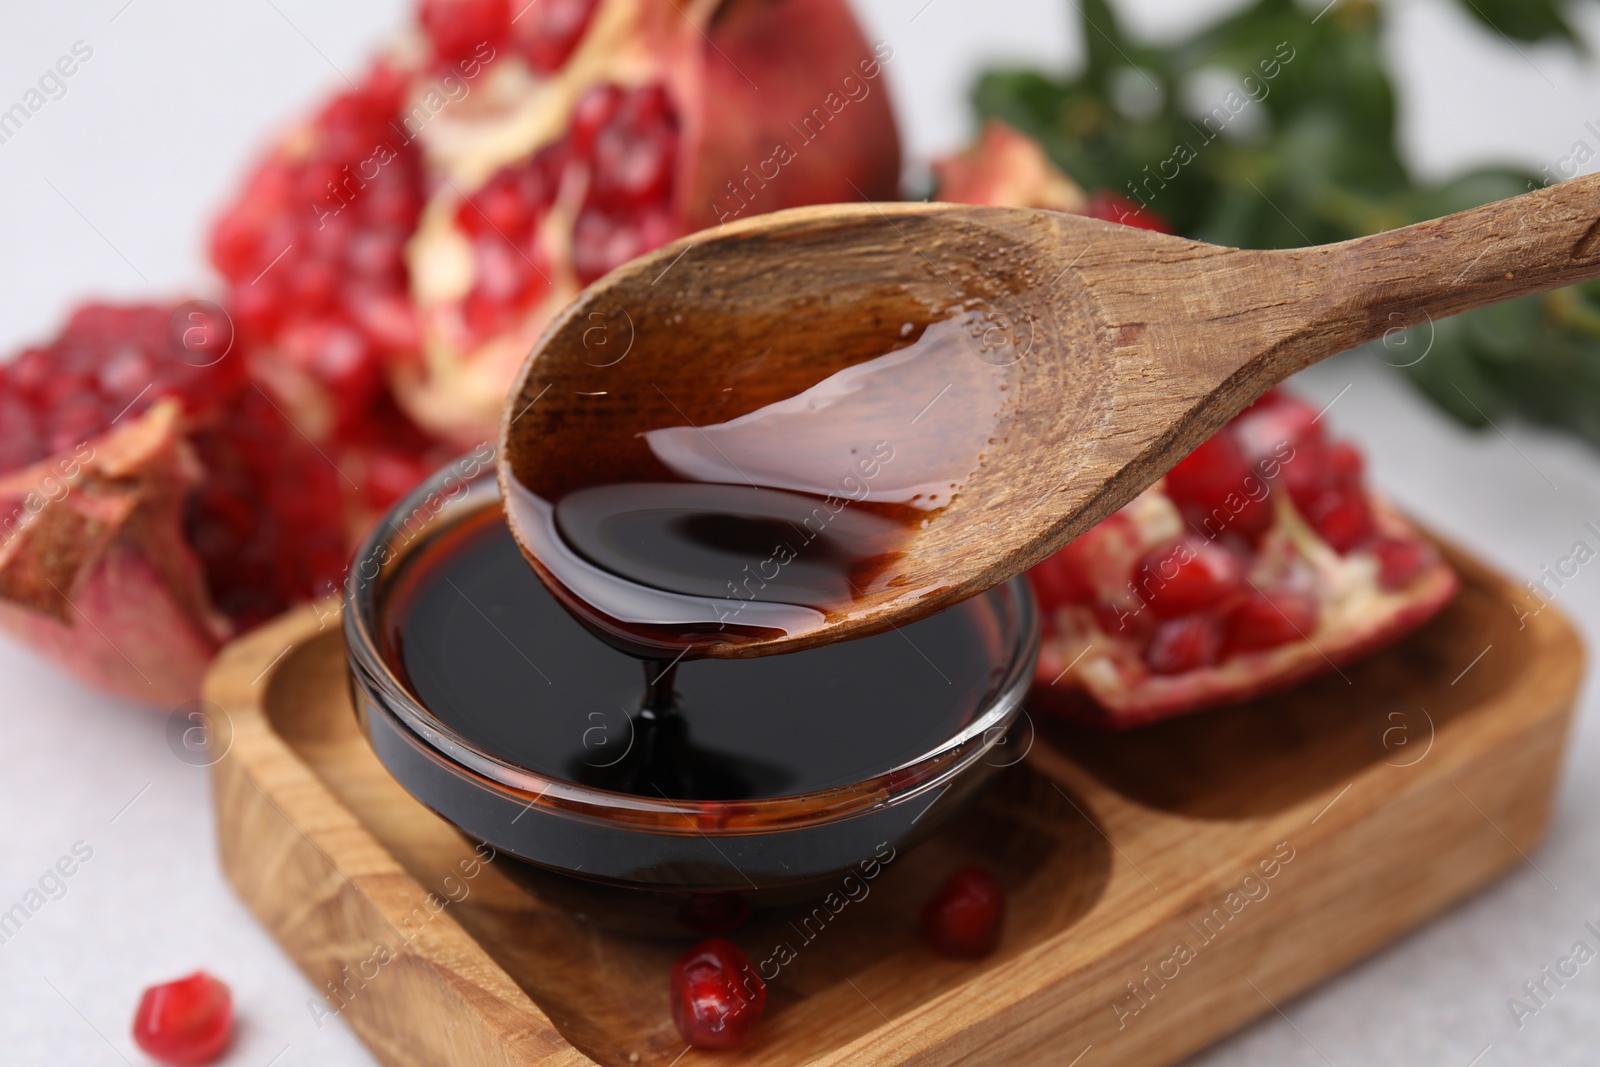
[1291,172,1600,353]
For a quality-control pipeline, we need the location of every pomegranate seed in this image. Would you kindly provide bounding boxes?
[185,388,347,628]
[567,84,682,283]
[1302,485,1374,553]
[287,258,341,311]
[1371,535,1436,590]
[229,278,283,337]
[586,85,678,212]
[131,971,232,1066]
[460,169,540,237]
[1026,550,1093,611]
[166,300,235,368]
[473,238,540,302]
[345,287,421,354]
[517,0,601,73]
[589,122,676,210]
[920,865,1005,959]
[420,0,510,66]
[0,304,247,471]
[209,63,425,446]
[1090,596,1155,641]
[571,207,642,283]
[365,181,425,228]
[1224,587,1318,653]
[568,84,624,157]
[359,59,408,115]
[345,228,410,284]
[1324,440,1364,484]
[1134,535,1246,618]
[1144,614,1225,674]
[572,205,678,284]
[1234,399,1325,502]
[1164,433,1274,542]
[670,938,767,1049]
[0,394,39,471]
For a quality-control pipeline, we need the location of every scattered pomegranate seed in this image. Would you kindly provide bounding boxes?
[920,865,1005,959]
[1144,614,1226,675]
[131,971,232,1066]
[1135,535,1246,618]
[670,938,767,1049]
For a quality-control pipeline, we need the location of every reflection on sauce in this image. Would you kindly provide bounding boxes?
[503,307,1018,657]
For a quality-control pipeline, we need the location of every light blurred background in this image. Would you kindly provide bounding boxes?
[3,1,1599,1063]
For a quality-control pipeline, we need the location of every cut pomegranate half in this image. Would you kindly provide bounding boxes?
[1026,388,1458,728]
[0,303,351,706]
[213,0,903,449]
[932,124,1456,728]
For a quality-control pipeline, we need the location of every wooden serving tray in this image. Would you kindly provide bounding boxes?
[207,542,1581,1067]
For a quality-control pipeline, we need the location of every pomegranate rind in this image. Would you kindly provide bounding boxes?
[931,120,1087,213]
[0,400,226,707]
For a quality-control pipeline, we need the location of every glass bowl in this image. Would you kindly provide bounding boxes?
[343,457,1039,935]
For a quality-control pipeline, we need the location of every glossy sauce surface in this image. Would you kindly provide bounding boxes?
[503,306,1019,657]
[381,505,1013,801]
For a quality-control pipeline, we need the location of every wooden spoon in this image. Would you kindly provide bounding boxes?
[500,174,1600,657]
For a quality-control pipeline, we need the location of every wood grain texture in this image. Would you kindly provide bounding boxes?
[207,537,1581,1066]
[500,175,1600,655]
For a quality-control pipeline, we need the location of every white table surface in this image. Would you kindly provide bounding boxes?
[3,1,1599,1063]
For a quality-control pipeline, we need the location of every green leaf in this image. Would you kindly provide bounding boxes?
[972,0,1600,451]
[1449,0,1581,45]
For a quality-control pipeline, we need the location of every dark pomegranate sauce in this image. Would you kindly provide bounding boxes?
[502,307,1019,658]
[380,503,1012,800]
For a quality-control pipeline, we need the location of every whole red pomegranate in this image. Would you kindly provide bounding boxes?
[212,0,903,447]
[933,124,1458,727]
